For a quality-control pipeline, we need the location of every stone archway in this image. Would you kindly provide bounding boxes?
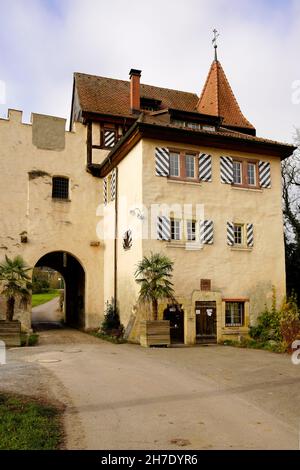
[34,251,85,328]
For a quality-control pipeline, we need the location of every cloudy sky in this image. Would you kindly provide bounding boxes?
[0,0,299,142]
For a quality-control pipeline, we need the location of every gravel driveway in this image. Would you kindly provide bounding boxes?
[1,327,300,450]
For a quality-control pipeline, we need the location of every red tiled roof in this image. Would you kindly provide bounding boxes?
[74,73,199,117]
[197,60,255,131]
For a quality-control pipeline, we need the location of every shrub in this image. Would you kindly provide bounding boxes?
[100,299,124,338]
[249,288,281,342]
[279,295,300,351]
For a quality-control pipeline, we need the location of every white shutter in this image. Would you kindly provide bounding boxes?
[199,153,212,182]
[220,156,233,184]
[259,161,271,188]
[155,147,169,176]
[157,216,171,240]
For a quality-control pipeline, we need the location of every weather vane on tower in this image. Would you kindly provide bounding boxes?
[212,28,220,61]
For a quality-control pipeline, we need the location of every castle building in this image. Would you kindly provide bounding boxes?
[0,55,295,344]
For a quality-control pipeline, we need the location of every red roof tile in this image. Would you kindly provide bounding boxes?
[197,60,255,131]
[74,73,199,117]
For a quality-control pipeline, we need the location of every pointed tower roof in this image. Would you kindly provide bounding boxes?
[197,60,256,135]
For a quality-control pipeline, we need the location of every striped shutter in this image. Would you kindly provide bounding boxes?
[259,161,271,188]
[110,169,116,201]
[199,220,214,244]
[157,216,170,241]
[155,147,169,176]
[220,156,233,184]
[246,223,254,247]
[199,153,212,182]
[227,222,235,246]
[103,178,108,205]
[104,130,116,148]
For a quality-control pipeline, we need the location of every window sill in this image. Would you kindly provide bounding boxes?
[230,246,252,252]
[231,186,262,193]
[52,198,71,203]
[167,179,201,187]
[165,241,203,250]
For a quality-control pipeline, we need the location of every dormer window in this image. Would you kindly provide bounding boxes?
[140,97,161,111]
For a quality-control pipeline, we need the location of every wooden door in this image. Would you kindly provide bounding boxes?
[195,301,217,343]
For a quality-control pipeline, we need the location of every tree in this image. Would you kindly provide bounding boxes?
[0,255,32,321]
[135,253,175,321]
[282,128,300,302]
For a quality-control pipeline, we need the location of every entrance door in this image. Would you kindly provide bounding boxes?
[163,304,184,344]
[195,301,217,343]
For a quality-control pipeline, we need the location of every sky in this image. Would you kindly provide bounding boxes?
[0,0,299,142]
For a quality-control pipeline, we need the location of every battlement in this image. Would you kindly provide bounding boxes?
[0,109,84,151]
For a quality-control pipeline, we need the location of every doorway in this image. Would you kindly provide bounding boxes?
[195,301,217,343]
[163,304,184,344]
[34,251,85,329]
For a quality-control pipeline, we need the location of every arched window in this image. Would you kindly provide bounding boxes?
[52,177,69,200]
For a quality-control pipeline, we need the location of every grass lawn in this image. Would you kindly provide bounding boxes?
[32,290,60,308]
[0,393,64,450]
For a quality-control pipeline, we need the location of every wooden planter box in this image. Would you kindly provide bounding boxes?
[140,320,170,347]
[0,320,21,347]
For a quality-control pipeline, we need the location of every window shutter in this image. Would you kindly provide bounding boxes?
[199,220,214,245]
[157,216,170,240]
[220,156,233,184]
[103,178,108,206]
[155,147,169,176]
[246,223,254,247]
[104,130,116,148]
[227,222,235,246]
[110,169,116,201]
[199,153,212,182]
[259,161,271,188]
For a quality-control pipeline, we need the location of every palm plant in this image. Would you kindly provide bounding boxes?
[0,255,32,321]
[135,253,175,321]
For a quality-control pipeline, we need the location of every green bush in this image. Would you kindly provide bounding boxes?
[100,299,124,338]
[249,289,300,352]
[21,333,39,347]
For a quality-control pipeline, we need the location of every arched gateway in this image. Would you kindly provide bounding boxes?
[34,251,85,329]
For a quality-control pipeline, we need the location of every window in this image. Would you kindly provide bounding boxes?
[225,302,244,326]
[233,224,243,245]
[168,150,198,181]
[186,220,196,241]
[247,163,256,186]
[186,122,201,130]
[52,177,69,200]
[232,159,258,188]
[233,161,242,184]
[185,155,195,178]
[171,219,181,240]
[102,127,117,148]
[169,152,180,177]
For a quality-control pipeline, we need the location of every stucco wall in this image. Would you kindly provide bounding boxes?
[140,138,286,340]
[0,110,104,329]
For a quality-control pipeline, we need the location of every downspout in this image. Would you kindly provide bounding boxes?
[114,167,118,310]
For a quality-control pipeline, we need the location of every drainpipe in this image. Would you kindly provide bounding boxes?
[114,167,118,310]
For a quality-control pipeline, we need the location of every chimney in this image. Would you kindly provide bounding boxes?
[129,68,141,112]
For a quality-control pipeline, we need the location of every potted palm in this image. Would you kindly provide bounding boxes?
[135,253,175,347]
[0,255,32,346]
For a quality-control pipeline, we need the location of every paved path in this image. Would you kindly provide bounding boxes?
[32,297,62,323]
[1,328,300,450]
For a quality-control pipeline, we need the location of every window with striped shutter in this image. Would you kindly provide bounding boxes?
[103,178,108,205]
[110,169,116,201]
[155,148,169,176]
[104,129,116,148]
[227,222,235,246]
[199,154,212,182]
[157,216,171,240]
[220,156,233,184]
[199,220,214,244]
[246,223,254,247]
[259,161,271,188]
